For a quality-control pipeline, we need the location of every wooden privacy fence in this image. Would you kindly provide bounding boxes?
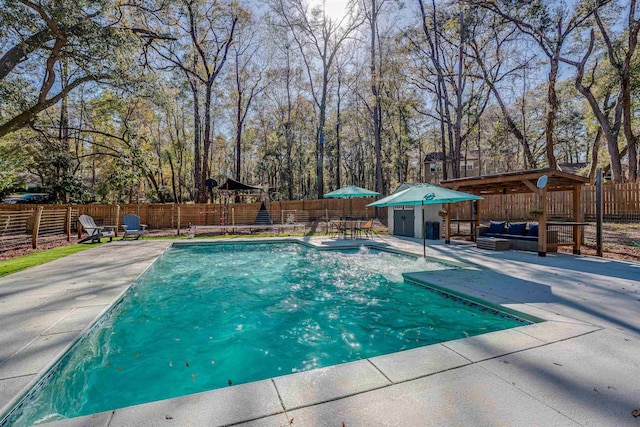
[2,182,639,239]
[452,183,640,221]
[0,206,78,250]
[0,197,377,239]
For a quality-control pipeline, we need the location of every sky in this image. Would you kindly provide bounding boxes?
[310,0,351,21]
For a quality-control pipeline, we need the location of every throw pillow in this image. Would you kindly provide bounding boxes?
[508,222,527,235]
[528,223,539,236]
[488,221,506,233]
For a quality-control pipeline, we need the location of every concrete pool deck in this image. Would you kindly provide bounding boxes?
[0,236,639,426]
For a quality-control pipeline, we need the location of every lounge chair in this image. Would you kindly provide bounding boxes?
[122,214,147,240]
[78,214,115,243]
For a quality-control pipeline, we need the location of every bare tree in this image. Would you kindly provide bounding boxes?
[467,9,537,168]
[472,0,605,170]
[270,0,362,198]
[145,0,242,201]
[229,23,269,184]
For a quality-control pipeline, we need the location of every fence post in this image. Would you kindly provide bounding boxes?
[78,209,83,238]
[177,206,181,236]
[596,169,603,257]
[66,206,72,241]
[114,205,120,237]
[232,208,235,226]
[31,206,43,249]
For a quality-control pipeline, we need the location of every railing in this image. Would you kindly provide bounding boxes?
[447,219,475,240]
[0,210,34,250]
[0,207,77,251]
[546,221,587,253]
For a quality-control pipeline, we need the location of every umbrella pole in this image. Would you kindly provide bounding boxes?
[422,200,426,258]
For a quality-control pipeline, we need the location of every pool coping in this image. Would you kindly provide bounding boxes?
[0,237,622,426]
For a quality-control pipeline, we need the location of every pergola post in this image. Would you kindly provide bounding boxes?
[538,187,548,257]
[444,203,451,244]
[573,185,582,254]
[473,199,481,241]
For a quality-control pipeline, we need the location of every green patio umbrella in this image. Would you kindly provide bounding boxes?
[367,184,482,257]
[367,184,481,207]
[324,185,380,217]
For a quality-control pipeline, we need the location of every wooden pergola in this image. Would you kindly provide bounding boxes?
[441,168,590,256]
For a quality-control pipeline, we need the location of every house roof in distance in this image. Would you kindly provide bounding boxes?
[440,168,590,195]
[558,162,588,175]
[423,151,483,163]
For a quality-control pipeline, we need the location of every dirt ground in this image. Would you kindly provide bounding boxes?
[1,222,639,263]
[568,222,640,262]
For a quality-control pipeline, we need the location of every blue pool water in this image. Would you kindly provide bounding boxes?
[8,243,529,425]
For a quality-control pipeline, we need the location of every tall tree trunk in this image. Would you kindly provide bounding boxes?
[316,67,328,198]
[190,81,202,202]
[545,54,559,169]
[452,9,464,179]
[370,0,383,194]
[235,96,243,182]
[58,59,70,203]
[202,83,213,203]
[335,73,342,190]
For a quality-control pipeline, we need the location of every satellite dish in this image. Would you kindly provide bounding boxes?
[536,175,548,189]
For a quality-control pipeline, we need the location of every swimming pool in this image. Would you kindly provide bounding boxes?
[7,242,531,425]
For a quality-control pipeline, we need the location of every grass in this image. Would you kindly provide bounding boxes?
[0,243,100,278]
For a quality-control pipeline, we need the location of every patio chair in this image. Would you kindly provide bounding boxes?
[122,214,147,240]
[328,218,345,238]
[78,214,115,243]
[358,219,373,239]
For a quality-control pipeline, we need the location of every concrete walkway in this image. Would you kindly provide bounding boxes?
[1,237,639,426]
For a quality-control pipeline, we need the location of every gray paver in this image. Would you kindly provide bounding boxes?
[34,411,113,427]
[0,331,78,379]
[368,343,470,383]
[108,380,282,427]
[515,320,601,343]
[442,328,546,362]
[42,305,109,335]
[233,413,291,427]
[0,375,37,417]
[287,364,579,426]
[273,360,390,410]
[481,330,640,426]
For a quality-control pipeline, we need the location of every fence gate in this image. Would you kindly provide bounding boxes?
[393,206,415,237]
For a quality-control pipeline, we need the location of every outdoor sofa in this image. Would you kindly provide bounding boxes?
[477,220,557,252]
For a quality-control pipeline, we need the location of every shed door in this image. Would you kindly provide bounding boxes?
[403,207,415,237]
[393,206,414,237]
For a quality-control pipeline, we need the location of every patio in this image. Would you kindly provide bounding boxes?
[1,236,639,426]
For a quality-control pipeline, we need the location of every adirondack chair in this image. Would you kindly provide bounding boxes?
[122,214,147,240]
[78,215,115,243]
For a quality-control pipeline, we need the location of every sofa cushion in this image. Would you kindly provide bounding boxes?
[528,223,539,236]
[508,222,527,235]
[488,221,506,234]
